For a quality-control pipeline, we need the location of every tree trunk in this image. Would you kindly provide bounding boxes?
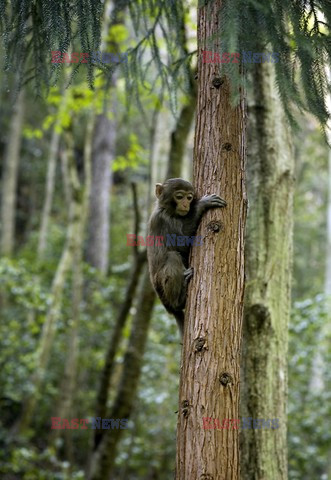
[175,2,247,478]
[52,118,93,455]
[37,125,61,258]
[60,147,71,206]
[0,88,25,256]
[38,86,71,259]
[88,268,156,480]
[93,248,146,450]
[86,0,121,274]
[166,2,196,180]
[240,61,294,480]
[86,113,114,274]
[166,74,197,179]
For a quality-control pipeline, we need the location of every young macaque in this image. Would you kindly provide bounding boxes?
[147,178,227,337]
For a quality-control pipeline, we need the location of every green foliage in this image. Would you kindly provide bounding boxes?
[113,133,147,172]
[0,258,50,311]
[0,0,103,91]
[0,445,85,479]
[1,0,331,125]
[219,0,331,127]
[292,122,329,300]
[288,296,331,479]
[114,305,181,479]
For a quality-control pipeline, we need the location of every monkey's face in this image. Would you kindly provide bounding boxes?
[174,190,194,216]
[155,179,195,216]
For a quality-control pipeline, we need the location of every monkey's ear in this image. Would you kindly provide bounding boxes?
[155,183,163,198]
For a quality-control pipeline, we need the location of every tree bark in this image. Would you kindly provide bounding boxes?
[86,113,114,274]
[86,0,122,274]
[175,2,247,478]
[240,61,294,480]
[0,88,25,256]
[37,125,61,258]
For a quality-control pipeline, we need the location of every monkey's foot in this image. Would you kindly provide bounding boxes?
[184,267,194,283]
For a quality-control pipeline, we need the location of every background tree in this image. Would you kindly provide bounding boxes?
[1,87,24,256]
[240,59,294,480]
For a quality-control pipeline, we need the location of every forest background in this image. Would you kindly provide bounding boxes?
[0,0,330,479]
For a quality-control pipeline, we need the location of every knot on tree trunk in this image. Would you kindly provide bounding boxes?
[219,372,233,387]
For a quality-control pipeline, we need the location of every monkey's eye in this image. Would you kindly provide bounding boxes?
[175,194,184,200]
[187,195,193,201]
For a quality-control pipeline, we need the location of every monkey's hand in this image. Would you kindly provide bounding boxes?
[196,195,227,219]
[201,194,227,208]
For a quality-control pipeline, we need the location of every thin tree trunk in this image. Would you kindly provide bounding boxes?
[92,183,146,452]
[52,119,93,455]
[166,1,196,179]
[88,268,156,480]
[0,88,25,256]
[15,131,86,433]
[166,74,197,179]
[60,147,71,206]
[240,61,294,480]
[86,113,114,273]
[37,85,71,259]
[175,1,247,478]
[37,126,61,258]
[86,0,121,274]
[93,248,146,449]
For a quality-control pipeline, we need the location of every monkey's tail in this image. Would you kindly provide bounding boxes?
[173,310,184,338]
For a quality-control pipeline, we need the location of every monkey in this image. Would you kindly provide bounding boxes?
[147,178,227,337]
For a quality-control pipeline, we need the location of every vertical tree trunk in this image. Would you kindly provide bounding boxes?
[60,147,71,206]
[176,2,247,478]
[52,118,93,455]
[86,113,114,273]
[37,126,61,258]
[38,86,70,259]
[86,0,120,274]
[240,61,294,480]
[166,73,197,179]
[0,88,25,256]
